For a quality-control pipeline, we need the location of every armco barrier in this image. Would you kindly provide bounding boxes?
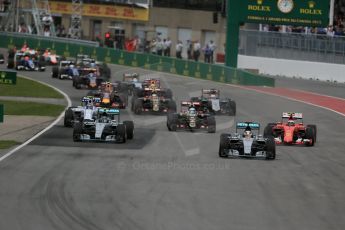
[0,33,274,87]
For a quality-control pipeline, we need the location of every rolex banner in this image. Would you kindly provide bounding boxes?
[0,70,16,85]
[240,0,329,27]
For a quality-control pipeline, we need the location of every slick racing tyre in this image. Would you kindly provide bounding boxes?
[305,126,316,147]
[52,66,59,78]
[307,124,317,143]
[7,59,14,69]
[167,113,178,131]
[168,100,177,113]
[219,134,229,158]
[123,121,134,140]
[207,116,216,133]
[165,89,173,99]
[264,123,276,138]
[116,124,127,143]
[64,107,75,127]
[133,99,143,115]
[73,122,83,142]
[265,136,276,160]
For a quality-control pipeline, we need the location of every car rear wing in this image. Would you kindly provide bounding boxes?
[76,54,89,59]
[81,96,93,103]
[181,101,201,106]
[237,122,260,129]
[93,97,101,103]
[123,73,139,81]
[236,122,260,132]
[99,82,114,89]
[201,89,220,98]
[143,79,161,87]
[282,112,303,119]
[98,108,120,115]
[61,60,73,64]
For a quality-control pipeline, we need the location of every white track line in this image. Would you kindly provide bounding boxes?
[230,84,345,118]
[0,76,71,162]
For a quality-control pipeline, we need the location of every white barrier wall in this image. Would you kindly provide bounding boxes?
[238,55,345,83]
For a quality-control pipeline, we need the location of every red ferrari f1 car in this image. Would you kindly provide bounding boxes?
[263,112,317,146]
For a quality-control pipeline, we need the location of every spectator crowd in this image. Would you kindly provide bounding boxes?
[124,36,217,63]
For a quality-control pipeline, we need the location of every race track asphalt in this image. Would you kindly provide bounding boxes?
[0,62,344,230]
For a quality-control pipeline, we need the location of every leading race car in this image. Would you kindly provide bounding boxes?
[166,101,216,133]
[191,89,236,116]
[263,112,317,146]
[219,122,276,160]
[73,108,134,143]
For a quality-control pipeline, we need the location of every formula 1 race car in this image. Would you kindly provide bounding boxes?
[138,78,173,98]
[88,90,128,109]
[122,73,142,95]
[73,108,134,143]
[75,54,94,67]
[52,60,78,79]
[263,112,317,146]
[73,71,104,89]
[166,101,216,133]
[74,54,111,81]
[40,49,62,65]
[131,85,176,114]
[191,89,236,116]
[7,50,45,71]
[64,96,99,127]
[219,122,276,160]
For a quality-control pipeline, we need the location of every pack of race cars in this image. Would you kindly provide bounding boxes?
[60,67,317,160]
[1,46,318,159]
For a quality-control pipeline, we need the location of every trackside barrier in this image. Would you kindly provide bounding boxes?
[0,33,275,87]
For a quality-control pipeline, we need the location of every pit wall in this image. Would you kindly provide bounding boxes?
[0,33,275,87]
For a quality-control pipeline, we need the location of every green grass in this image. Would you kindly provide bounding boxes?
[0,100,65,116]
[0,76,64,98]
[0,140,20,149]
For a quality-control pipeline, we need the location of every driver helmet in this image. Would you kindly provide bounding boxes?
[287,119,295,126]
[133,78,138,82]
[101,112,108,122]
[86,99,93,108]
[69,64,74,68]
[243,126,252,138]
[188,107,196,115]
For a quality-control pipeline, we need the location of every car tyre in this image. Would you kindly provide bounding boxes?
[123,121,134,140]
[73,122,83,142]
[64,107,75,127]
[207,116,216,133]
[117,124,127,143]
[219,134,229,158]
[265,136,276,160]
[133,98,143,115]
